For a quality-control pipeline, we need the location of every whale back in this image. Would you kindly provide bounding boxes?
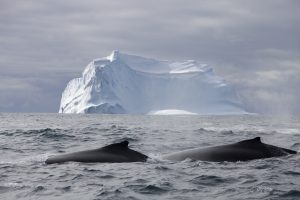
[162,137,296,162]
[235,137,296,156]
[45,141,148,164]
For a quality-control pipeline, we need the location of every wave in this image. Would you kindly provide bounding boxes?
[1,128,76,140]
[0,154,50,165]
[190,175,237,186]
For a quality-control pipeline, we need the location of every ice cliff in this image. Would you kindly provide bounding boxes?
[59,51,246,115]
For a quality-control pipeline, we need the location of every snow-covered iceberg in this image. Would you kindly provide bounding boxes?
[59,51,246,115]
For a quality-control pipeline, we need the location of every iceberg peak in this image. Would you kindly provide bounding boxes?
[107,50,120,62]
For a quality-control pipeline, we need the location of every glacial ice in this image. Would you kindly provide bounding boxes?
[59,51,246,115]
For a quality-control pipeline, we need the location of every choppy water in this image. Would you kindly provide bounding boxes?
[0,113,299,200]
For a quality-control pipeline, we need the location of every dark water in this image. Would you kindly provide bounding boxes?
[0,113,299,200]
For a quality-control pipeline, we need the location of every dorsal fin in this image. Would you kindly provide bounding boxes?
[103,141,129,150]
[238,137,262,144]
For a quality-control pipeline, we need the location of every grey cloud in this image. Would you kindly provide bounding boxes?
[0,0,299,114]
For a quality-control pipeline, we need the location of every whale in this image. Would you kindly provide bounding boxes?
[45,141,148,164]
[162,137,297,162]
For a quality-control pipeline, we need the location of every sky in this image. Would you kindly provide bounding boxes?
[0,0,299,114]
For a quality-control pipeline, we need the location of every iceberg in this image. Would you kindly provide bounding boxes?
[59,51,246,115]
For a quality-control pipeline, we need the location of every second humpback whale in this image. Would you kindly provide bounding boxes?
[45,137,296,164]
[162,137,297,162]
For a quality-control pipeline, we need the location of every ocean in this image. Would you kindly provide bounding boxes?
[0,113,299,200]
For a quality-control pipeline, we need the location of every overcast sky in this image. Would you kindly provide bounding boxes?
[0,0,299,114]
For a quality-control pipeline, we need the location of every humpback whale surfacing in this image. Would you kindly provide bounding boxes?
[45,141,148,164]
[162,137,297,162]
